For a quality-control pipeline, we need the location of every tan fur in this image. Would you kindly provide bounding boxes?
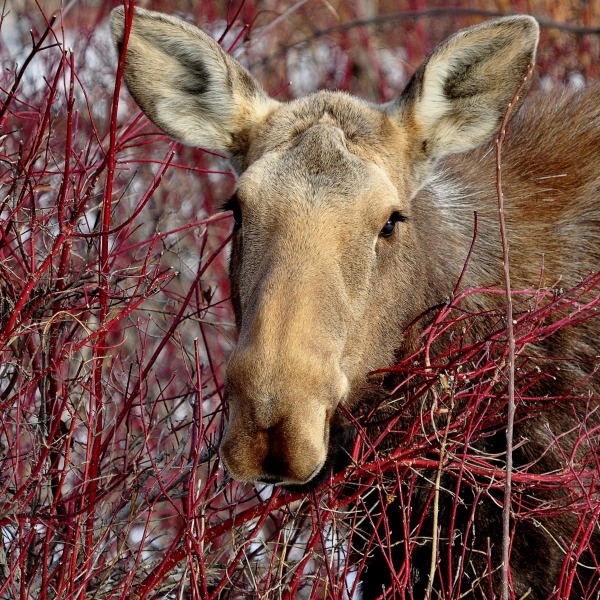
[112,10,599,597]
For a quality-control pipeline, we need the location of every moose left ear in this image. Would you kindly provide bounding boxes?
[110,7,279,156]
[390,16,539,163]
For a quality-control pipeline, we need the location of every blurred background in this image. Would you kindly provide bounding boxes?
[1,1,598,598]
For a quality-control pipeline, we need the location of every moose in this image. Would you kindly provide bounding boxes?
[111,8,599,598]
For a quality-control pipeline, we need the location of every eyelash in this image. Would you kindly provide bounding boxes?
[223,194,242,229]
[379,212,407,238]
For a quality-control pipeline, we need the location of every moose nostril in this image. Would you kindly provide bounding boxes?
[221,406,329,485]
[259,428,326,485]
[262,446,290,480]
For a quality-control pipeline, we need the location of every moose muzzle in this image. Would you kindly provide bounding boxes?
[221,343,349,485]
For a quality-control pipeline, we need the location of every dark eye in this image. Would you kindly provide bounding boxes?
[223,194,242,230]
[379,212,406,238]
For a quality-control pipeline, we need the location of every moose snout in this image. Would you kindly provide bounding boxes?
[220,414,329,485]
[221,347,348,485]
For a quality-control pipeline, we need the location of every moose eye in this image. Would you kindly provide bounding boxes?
[223,194,242,230]
[379,212,406,238]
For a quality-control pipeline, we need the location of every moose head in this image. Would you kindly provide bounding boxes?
[111,8,538,486]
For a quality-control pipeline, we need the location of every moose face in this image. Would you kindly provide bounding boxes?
[222,95,421,485]
[111,8,538,485]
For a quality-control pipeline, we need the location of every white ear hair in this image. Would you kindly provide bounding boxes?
[111,7,278,154]
[391,16,539,160]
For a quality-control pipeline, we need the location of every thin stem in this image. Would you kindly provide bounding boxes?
[496,61,535,600]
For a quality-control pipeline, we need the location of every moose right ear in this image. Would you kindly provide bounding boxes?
[110,7,278,155]
[388,15,538,181]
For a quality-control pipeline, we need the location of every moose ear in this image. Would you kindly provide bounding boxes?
[110,7,278,154]
[390,16,539,162]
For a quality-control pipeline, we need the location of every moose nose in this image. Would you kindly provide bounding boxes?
[220,412,329,485]
[263,423,327,483]
[222,343,348,485]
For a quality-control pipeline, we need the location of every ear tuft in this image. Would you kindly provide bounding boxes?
[110,7,278,154]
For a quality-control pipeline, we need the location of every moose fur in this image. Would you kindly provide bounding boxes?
[112,8,599,598]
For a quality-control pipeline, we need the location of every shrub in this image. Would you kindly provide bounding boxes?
[1,1,598,598]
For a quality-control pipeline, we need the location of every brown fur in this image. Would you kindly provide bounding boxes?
[112,9,599,598]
